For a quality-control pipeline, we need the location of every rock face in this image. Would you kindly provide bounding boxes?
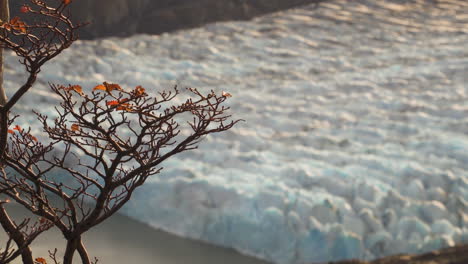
[10,0,322,39]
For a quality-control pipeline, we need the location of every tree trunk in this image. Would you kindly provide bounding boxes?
[19,248,34,264]
[64,236,91,264]
[63,237,77,264]
[0,0,9,105]
[0,4,32,264]
[77,238,91,264]
[0,0,9,159]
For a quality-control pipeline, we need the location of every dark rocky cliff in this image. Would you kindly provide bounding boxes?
[10,0,322,39]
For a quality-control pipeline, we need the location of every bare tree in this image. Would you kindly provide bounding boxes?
[0,0,81,263]
[0,1,240,264]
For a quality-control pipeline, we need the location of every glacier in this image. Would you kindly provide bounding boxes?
[3,0,468,263]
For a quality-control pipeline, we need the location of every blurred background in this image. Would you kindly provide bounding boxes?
[10,0,323,39]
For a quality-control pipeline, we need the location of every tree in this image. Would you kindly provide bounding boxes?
[0,1,240,263]
[0,0,9,106]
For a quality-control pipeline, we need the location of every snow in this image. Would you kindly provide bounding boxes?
[3,0,468,263]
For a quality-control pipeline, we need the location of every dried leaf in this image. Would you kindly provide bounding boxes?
[93,82,122,93]
[17,21,27,33]
[7,129,14,134]
[9,17,19,25]
[116,104,132,111]
[35,257,47,264]
[105,82,122,91]
[8,17,27,33]
[106,100,119,106]
[71,124,79,131]
[63,0,71,5]
[107,99,132,111]
[92,84,106,91]
[13,125,21,131]
[71,85,83,95]
[20,5,29,13]
[64,85,83,95]
[30,135,38,142]
[222,91,232,98]
[133,85,146,96]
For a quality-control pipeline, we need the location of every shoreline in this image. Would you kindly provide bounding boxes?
[2,203,269,264]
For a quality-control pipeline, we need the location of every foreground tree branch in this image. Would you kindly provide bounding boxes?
[0,0,85,159]
[0,1,241,263]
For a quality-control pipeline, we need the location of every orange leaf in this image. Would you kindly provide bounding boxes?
[63,0,71,5]
[116,105,132,111]
[104,82,122,92]
[20,5,29,13]
[16,21,27,33]
[7,129,14,134]
[30,135,38,142]
[222,91,232,98]
[64,85,83,95]
[133,85,146,96]
[8,17,27,33]
[93,82,122,93]
[35,257,47,264]
[71,124,79,131]
[13,125,21,131]
[71,85,83,94]
[107,98,131,109]
[9,17,19,25]
[92,84,106,91]
[116,102,129,108]
[106,100,119,106]
[116,102,132,111]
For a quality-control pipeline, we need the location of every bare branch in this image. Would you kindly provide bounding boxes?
[0,2,240,264]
